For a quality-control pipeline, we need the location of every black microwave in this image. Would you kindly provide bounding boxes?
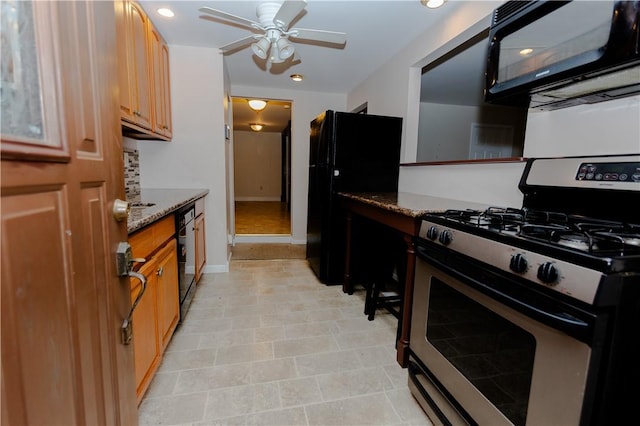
[485,0,640,110]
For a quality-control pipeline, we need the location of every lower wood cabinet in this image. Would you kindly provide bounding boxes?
[194,212,206,283]
[129,215,178,404]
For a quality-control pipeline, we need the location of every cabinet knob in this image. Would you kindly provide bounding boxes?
[156,266,163,277]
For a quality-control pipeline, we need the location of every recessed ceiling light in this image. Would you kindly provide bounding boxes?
[519,48,534,55]
[290,74,303,82]
[157,8,174,18]
[421,0,446,9]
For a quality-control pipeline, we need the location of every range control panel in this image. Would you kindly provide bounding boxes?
[576,162,640,182]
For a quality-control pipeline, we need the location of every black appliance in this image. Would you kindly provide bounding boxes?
[485,0,640,110]
[408,154,640,425]
[175,203,196,322]
[306,110,403,284]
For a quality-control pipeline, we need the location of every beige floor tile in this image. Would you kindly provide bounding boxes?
[215,341,274,365]
[279,377,323,407]
[316,367,395,401]
[173,363,251,394]
[203,382,281,421]
[304,393,402,425]
[250,357,298,383]
[138,392,208,425]
[138,259,432,426]
[274,335,339,358]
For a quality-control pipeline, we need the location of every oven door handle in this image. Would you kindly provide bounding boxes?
[418,248,593,341]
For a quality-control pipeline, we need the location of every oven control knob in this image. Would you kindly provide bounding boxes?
[537,262,559,285]
[509,253,528,273]
[439,229,453,245]
[426,226,439,240]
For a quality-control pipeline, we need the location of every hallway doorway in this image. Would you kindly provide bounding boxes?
[231,97,292,237]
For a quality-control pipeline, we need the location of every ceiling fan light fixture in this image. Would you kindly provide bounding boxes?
[251,37,270,59]
[276,38,295,60]
[248,99,267,111]
[269,42,284,63]
[250,123,264,132]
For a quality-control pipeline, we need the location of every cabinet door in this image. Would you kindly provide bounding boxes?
[156,239,179,351]
[115,0,135,123]
[131,259,159,404]
[160,39,172,138]
[127,1,152,129]
[148,23,172,138]
[195,213,206,283]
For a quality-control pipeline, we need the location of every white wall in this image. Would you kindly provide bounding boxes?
[230,85,345,244]
[233,130,282,201]
[136,45,229,272]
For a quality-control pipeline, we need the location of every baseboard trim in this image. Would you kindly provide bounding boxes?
[234,234,292,243]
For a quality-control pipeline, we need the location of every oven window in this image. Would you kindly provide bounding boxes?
[426,279,536,426]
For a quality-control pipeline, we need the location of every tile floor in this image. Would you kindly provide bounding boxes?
[138,259,432,425]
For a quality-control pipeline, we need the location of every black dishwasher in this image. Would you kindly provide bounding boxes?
[175,203,196,322]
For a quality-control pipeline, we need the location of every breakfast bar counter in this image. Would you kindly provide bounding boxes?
[338,191,487,367]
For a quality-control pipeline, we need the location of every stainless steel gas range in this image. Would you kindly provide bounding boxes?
[408,155,640,426]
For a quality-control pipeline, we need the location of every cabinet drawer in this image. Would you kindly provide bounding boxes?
[129,214,175,259]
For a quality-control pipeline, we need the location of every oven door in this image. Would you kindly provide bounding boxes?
[409,245,602,426]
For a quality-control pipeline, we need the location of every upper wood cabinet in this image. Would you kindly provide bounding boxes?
[116,0,171,141]
[148,23,172,139]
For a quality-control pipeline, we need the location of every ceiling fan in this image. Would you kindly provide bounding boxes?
[199,0,347,66]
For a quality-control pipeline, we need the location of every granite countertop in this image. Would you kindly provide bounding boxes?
[338,192,489,217]
[127,188,209,234]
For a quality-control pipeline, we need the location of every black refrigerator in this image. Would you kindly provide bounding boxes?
[306,110,403,285]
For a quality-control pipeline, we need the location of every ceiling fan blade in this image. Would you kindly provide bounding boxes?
[220,35,258,53]
[198,6,262,30]
[273,0,307,30]
[289,28,347,45]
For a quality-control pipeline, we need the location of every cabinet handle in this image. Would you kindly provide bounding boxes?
[156,266,163,277]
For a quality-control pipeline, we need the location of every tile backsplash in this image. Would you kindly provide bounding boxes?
[124,148,140,198]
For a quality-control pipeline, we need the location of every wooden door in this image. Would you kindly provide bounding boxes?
[1,1,138,424]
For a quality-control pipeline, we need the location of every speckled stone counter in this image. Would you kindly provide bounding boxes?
[337,191,488,368]
[337,192,488,217]
[127,188,209,234]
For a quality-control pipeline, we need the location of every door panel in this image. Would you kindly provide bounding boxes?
[1,1,137,424]
[1,189,78,426]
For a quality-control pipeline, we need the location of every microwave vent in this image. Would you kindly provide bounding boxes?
[493,1,533,27]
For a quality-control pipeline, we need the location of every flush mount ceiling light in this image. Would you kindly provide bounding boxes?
[157,8,174,17]
[421,0,446,9]
[519,48,534,55]
[250,123,264,132]
[290,74,303,82]
[248,99,267,111]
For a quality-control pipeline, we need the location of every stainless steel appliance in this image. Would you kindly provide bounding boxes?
[485,0,640,110]
[176,203,196,322]
[306,110,403,284]
[408,154,640,425]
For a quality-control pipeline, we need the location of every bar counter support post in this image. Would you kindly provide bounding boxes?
[396,233,416,368]
[343,211,353,294]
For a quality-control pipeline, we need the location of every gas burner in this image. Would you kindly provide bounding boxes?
[555,234,596,251]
